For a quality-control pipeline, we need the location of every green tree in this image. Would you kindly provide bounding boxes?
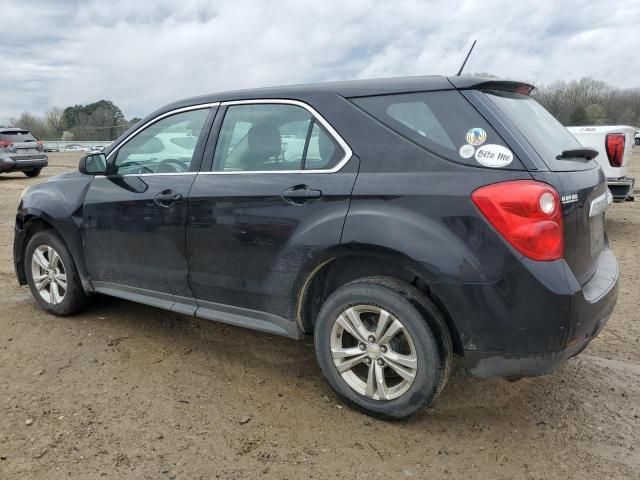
[584,104,607,125]
[569,106,588,125]
[60,100,127,140]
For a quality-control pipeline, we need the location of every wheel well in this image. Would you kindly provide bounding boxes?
[15,216,54,284]
[297,255,463,354]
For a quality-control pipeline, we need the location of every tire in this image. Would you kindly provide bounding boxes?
[23,169,42,178]
[25,230,89,316]
[314,276,452,420]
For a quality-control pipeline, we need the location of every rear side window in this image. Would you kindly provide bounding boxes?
[353,91,519,168]
[0,130,37,142]
[212,103,345,172]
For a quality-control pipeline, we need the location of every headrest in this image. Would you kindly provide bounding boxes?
[248,124,281,158]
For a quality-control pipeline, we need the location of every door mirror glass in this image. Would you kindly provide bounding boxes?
[79,153,107,175]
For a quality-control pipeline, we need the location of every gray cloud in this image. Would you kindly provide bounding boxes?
[1,0,639,123]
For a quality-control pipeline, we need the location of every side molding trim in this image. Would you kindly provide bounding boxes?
[91,282,302,339]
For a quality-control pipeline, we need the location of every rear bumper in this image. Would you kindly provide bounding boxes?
[464,324,606,379]
[607,176,635,202]
[0,154,48,173]
[436,247,619,378]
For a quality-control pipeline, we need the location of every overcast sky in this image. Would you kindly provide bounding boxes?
[2,0,639,123]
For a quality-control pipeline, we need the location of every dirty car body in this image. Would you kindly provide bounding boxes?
[14,75,619,418]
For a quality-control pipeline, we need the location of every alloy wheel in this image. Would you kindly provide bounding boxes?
[330,305,418,400]
[31,245,67,305]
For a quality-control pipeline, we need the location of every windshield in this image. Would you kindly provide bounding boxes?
[482,91,582,168]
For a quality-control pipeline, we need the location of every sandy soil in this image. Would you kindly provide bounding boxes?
[1,151,639,480]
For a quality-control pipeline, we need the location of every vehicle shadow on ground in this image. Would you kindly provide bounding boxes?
[78,293,591,427]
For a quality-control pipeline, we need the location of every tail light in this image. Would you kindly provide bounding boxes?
[471,180,563,261]
[605,133,625,167]
[0,140,13,148]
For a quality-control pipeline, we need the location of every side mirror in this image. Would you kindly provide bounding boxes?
[79,153,107,175]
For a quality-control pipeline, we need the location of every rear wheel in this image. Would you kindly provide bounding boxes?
[25,230,89,315]
[314,277,452,419]
[23,169,42,178]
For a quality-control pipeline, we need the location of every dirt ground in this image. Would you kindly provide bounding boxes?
[1,150,639,480]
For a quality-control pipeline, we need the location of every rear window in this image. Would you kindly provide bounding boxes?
[481,91,582,169]
[352,90,521,169]
[0,130,37,142]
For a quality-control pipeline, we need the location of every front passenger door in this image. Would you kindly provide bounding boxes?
[83,106,215,312]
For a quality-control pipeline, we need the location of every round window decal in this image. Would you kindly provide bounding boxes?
[466,128,487,146]
[459,144,475,159]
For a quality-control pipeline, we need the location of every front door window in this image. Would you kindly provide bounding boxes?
[114,109,209,175]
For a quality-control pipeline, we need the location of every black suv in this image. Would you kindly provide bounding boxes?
[0,128,48,177]
[14,76,618,419]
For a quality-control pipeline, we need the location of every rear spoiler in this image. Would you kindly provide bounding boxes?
[447,77,535,95]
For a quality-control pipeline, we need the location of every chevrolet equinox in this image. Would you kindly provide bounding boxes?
[14,76,619,419]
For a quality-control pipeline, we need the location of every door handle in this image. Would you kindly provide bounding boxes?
[282,186,322,203]
[153,190,183,207]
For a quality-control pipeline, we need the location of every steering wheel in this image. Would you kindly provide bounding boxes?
[155,159,187,173]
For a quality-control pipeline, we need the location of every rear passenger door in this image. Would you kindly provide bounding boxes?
[186,100,358,329]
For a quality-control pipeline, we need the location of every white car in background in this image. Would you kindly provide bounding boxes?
[635,129,640,145]
[64,144,83,152]
[86,145,106,153]
[116,131,199,174]
[567,125,635,202]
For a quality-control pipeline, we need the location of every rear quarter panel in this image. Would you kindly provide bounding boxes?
[336,104,541,350]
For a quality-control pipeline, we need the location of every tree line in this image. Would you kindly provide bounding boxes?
[468,74,639,127]
[9,100,142,141]
[532,78,640,127]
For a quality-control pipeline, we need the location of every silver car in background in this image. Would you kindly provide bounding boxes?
[0,128,48,177]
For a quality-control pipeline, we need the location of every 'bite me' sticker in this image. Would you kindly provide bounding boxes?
[474,144,513,168]
[466,128,487,146]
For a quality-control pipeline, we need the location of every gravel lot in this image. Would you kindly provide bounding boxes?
[1,151,639,479]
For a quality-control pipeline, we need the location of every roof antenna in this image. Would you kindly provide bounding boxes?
[456,40,477,76]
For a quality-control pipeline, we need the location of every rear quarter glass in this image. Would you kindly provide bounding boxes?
[351,90,525,170]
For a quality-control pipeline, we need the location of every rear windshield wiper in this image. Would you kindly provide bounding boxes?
[556,148,598,160]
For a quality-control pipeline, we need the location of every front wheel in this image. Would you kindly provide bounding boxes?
[25,230,89,316]
[314,277,452,419]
